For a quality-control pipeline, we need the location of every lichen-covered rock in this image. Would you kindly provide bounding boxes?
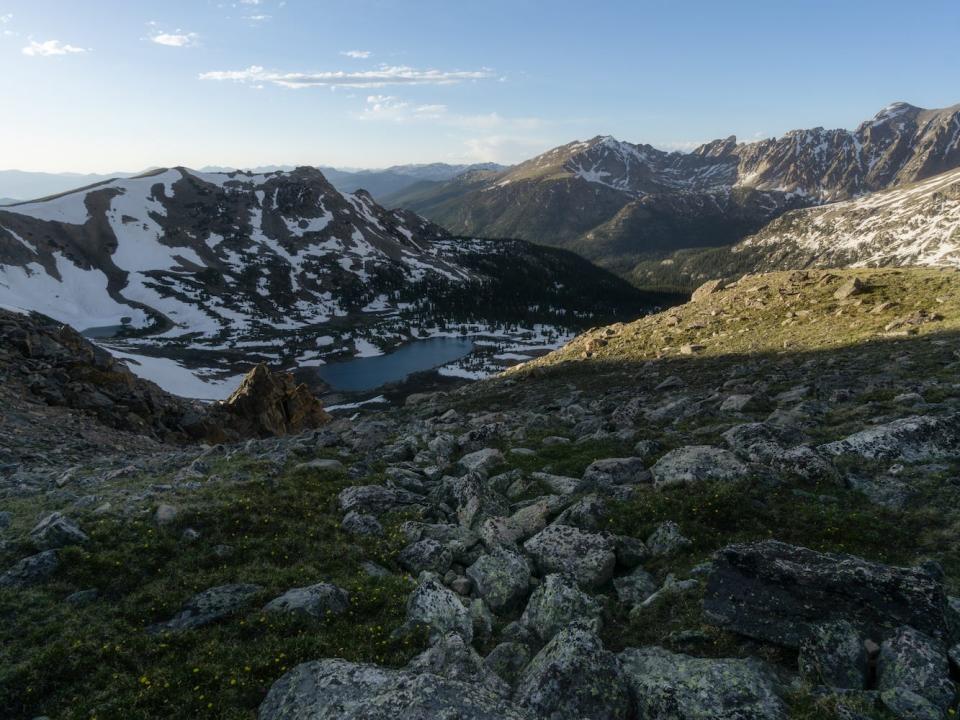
[30,512,88,549]
[551,494,609,532]
[485,642,532,686]
[619,646,787,720]
[479,495,564,548]
[405,577,473,643]
[263,583,350,619]
[613,567,658,607]
[819,414,960,462]
[148,583,262,633]
[650,445,747,488]
[407,633,510,697]
[458,448,505,475]
[341,511,383,537]
[798,620,868,689]
[521,573,602,642]
[258,658,532,720]
[466,547,531,613]
[0,549,59,589]
[523,524,616,589]
[704,541,950,648]
[581,457,649,489]
[337,485,422,516]
[514,625,631,720]
[398,539,454,576]
[877,626,955,717]
[646,520,692,557]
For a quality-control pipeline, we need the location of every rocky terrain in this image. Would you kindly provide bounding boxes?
[0,166,664,397]
[386,102,960,273]
[2,266,960,719]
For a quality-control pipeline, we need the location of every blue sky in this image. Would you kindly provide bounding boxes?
[2,0,959,173]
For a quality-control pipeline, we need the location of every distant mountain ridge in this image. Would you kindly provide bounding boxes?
[631,165,960,288]
[385,102,960,272]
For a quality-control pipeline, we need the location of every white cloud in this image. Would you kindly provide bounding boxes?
[341,50,372,59]
[462,135,550,164]
[360,95,447,121]
[238,0,262,4]
[243,14,271,22]
[151,31,199,47]
[22,39,88,56]
[0,13,12,23]
[199,64,494,89]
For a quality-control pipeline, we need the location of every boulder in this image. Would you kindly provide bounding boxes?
[258,658,531,720]
[485,642,532,686]
[30,512,88,549]
[551,494,609,532]
[877,626,955,718]
[405,577,473,643]
[819,414,960,462]
[479,495,565,548]
[619,646,787,720]
[466,547,531,613]
[798,620,868,689]
[147,583,262,633]
[613,567,658,607]
[263,583,350,619]
[703,541,950,648]
[530,472,582,495]
[0,549,59,589]
[407,633,510,697]
[341,511,383,537]
[646,521,692,557]
[523,524,616,589]
[834,277,865,300]
[458,448,505,475]
[514,625,631,720]
[215,363,330,438]
[582,458,650,489]
[650,445,747,488]
[398,539,454,576]
[521,573,602,642]
[294,458,345,473]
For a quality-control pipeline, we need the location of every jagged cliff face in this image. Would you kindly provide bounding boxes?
[387,103,960,270]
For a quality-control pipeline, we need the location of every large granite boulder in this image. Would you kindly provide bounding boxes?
[405,577,473,643]
[797,620,868,689]
[258,658,531,720]
[650,445,747,488]
[877,626,955,720]
[514,625,631,720]
[703,541,950,648]
[523,524,616,589]
[466,547,531,613]
[521,573,603,642]
[0,549,59,589]
[619,646,787,720]
[30,512,88,549]
[262,583,350,619]
[215,363,330,438]
[819,414,960,462]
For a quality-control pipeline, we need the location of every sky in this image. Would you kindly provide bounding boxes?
[1,0,959,173]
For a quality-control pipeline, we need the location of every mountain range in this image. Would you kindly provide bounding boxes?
[0,166,662,396]
[0,163,506,205]
[385,102,960,274]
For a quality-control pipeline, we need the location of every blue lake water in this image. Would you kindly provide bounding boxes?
[80,324,127,339]
[315,337,475,392]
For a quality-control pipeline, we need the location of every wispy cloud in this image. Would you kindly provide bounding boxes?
[243,14,271,22]
[360,95,447,121]
[199,64,494,89]
[22,39,88,56]
[0,13,13,37]
[341,50,372,59]
[150,31,199,47]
